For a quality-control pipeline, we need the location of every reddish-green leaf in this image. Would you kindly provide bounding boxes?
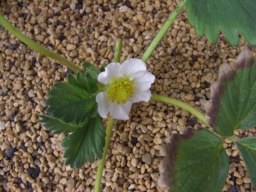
[159,129,229,192]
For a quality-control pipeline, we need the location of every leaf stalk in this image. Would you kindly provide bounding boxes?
[151,93,207,125]
[141,0,186,62]
[113,39,122,62]
[0,14,81,73]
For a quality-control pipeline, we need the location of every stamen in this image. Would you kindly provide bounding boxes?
[106,76,135,104]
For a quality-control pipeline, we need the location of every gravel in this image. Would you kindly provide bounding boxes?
[4,147,16,160]
[0,0,255,192]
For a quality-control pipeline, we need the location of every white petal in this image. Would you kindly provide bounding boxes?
[96,92,109,118]
[130,71,147,80]
[131,90,151,103]
[134,71,155,91]
[119,58,146,76]
[109,102,132,120]
[98,63,120,84]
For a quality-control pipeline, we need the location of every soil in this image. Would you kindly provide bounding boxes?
[0,0,255,192]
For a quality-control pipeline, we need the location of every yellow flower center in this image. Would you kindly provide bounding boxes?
[106,76,135,104]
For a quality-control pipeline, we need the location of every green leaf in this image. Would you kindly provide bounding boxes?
[215,65,256,135]
[77,72,98,93]
[40,115,82,134]
[206,49,256,136]
[236,137,256,187]
[46,73,97,123]
[62,115,105,168]
[68,65,99,93]
[83,62,100,79]
[42,65,104,168]
[185,0,256,46]
[159,129,229,192]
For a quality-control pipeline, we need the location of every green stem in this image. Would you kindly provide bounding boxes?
[151,94,207,125]
[141,0,186,62]
[94,40,122,192]
[113,39,122,62]
[227,135,239,143]
[0,14,81,73]
[94,118,115,192]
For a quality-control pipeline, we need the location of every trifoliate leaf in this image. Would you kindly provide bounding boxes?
[185,0,256,46]
[236,137,256,187]
[62,115,105,168]
[42,64,104,168]
[46,82,96,123]
[40,115,81,134]
[159,129,229,192]
[206,48,256,136]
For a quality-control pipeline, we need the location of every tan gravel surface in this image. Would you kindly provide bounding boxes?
[0,0,255,192]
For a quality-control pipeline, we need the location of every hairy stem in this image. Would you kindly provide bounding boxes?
[141,0,186,62]
[151,94,207,125]
[113,39,122,62]
[0,14,81,73]
[94,118,115,192]
[94,40,122,192]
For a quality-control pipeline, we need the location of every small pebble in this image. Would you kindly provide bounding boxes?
[142,153,152,164]
[66,178,75,189]
[5,147,16,160]
[0,121,5,130]
[131,158,138,167]
[66,44,76,51]
[130,136,138,146]
[26,166,40,179]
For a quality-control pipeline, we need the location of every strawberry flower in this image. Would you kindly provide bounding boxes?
[96,58,155,120]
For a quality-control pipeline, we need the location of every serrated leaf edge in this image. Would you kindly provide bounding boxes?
[205,47,255,129]
[158,128,193,189]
